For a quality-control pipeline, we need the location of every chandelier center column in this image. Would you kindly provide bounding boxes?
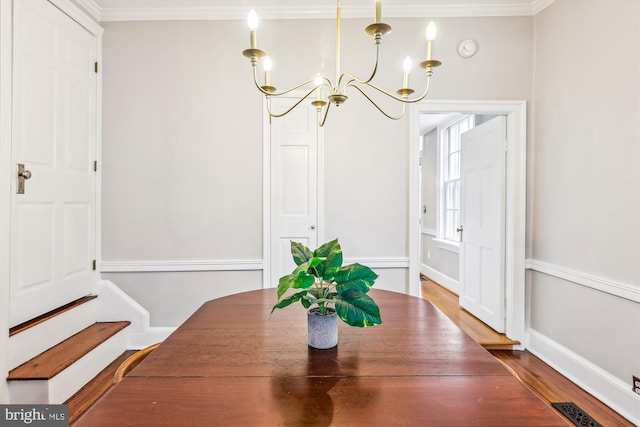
[335,0,341,91]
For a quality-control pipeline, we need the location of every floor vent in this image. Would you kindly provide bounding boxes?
[551,402,603,427]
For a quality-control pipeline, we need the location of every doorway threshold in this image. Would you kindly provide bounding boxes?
[420,275,520,349]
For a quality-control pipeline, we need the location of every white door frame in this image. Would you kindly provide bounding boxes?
[262,93,325,288]
[409,100,527,345]
[0,0,14,404]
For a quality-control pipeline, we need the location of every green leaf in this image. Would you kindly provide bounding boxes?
[277,274,297,300]
[312,238,343,280]
[271,291,307,314]
[291,241,313,266]
[292,259,312,276]
[334,263,379,294]
[334,288,382,327]
[277,272,314,300]
[293,274,315,289]
[309,257,325,268]
[300,294,314,308]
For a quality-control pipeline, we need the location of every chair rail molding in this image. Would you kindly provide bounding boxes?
[100,257,410,273]
[346,257,410,269]
[99,259,264,273]
[525,259,640,303]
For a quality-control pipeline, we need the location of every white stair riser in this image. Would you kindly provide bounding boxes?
[8,326,129,404]
[9,300,97,370]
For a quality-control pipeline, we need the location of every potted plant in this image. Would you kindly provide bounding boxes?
[271,238,382,349]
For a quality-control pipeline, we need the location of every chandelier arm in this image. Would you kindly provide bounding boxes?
[318,102,331,128]
[265,86,318,118]
[349,85,407,120]
[252,65,319,97]
[347,75,433,104]
[337,44,381,90]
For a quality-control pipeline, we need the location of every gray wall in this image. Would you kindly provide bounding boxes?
[100,16,533,326]
[96,1,640,421]
[529,0,640,422]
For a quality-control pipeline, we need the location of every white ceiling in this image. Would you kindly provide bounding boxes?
[78,0,556,21]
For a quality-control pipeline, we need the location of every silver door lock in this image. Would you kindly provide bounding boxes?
[17,163,32,194]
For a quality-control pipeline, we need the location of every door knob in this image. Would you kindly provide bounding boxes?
[16,163,32,194]
[456,226,463,242]
[310,225,316,230]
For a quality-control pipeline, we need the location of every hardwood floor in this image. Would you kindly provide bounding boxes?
[421,277,635,427]
[420,276,519,349]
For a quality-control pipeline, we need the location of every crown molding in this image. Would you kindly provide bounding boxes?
[75,0,103,22]
[76,1,556,22]
[531,0,557,15]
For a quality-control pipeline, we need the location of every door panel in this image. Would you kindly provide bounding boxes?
[459,116,506,332]
[270,100,318,286]
[10,0,97,326]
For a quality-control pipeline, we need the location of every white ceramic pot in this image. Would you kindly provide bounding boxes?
[307,307,338,349]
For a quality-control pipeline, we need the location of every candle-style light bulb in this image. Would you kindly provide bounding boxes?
[263,56,272,85]
[426,21,437,41]
[248,9,259,49]
[403,56,413,73]
[314,75,323,100]
[248,9,259,30]
[374,0,382,23]
[425,21,437,61]
[402,56,412,88]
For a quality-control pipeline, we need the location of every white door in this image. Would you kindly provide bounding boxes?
[10,0,97,326]
[269,99,319,287]
[458,116,506,332]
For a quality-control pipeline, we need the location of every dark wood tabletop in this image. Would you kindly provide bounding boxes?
[75,288,568,426]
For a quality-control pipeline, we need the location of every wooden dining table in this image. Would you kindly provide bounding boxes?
[75,288,568,426]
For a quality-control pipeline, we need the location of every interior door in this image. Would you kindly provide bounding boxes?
[458,116,506,332]
[269,99,319,287]
[10,0,97,326]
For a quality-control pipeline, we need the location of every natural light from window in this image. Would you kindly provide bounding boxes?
[439,115,474,243]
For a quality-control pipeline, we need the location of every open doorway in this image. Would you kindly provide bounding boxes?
[421,114,509,332]
[408,100,527,345]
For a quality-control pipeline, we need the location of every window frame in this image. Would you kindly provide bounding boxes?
[435,114,475,249]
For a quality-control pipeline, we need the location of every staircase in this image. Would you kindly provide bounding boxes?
[6,295,130,404]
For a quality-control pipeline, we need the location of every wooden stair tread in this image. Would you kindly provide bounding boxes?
[9,296,98,337]
[8,321,130,380]
[66,350,136,425]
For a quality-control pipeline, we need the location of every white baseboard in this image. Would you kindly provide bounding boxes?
[98,280,172,348]
[528,329,640,426]
[420,264,460,295]
[127,327,175,350]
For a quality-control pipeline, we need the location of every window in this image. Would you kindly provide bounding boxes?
[438,115,474,243]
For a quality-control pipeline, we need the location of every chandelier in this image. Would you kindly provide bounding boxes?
[242,1,441,127]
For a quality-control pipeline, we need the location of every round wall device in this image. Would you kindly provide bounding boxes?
[457,39,477,58]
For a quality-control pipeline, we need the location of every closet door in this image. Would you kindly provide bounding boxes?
[269,99,320,287]
[10,0,97,326]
